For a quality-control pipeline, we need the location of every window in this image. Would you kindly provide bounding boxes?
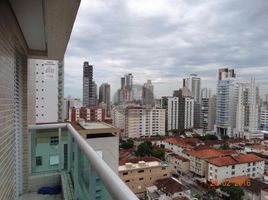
[253,162,256,166]
[231,171,235,175]
[253,168,255,171]
[125,180,130,183]
[123,172,128,176]
[232,165,235,169]
[139,178,144,181]
[36,156,42,166]
[50,136,59,145]
[163,174,167,176]
[138,170,144,173]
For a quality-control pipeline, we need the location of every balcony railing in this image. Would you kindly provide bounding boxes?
[29,123,138,200]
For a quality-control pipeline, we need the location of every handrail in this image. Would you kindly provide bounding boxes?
[29,123,139,200]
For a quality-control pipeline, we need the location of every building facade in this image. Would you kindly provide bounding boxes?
[216,69,238,137]
[28,59,64,124]
[236,78,259,135]
[142,80,154,106]
[260,106,268,131]
[83,62,97,107]
[99,83,111,117]
[125,106,166,138]
[167,97,179,131]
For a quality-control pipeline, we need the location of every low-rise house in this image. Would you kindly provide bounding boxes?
[188,148,237,178]
[245,144,268,154]
[146,177,191,200]
[119,156,172,194]
[208,154,265,184]
[166,153,190,175]
[242,178,268,200]
[158,137,203,159]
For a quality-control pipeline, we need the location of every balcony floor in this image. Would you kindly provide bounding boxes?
[22,193,62,200]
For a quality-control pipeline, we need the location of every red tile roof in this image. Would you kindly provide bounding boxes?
[169,153,189,162]
[155,178,186,194]
[208,154,264,167]
[188,149,224,159]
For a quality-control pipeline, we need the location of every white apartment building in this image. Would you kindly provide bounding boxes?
[236,78,259,136]
[180,96,194,129]
[63,97,82,120]
[260,107,268,131]
[28,59,63,124]
[208,154,265,184]
[215,78,239,137]
[112,105,126,131]
[167,97,179,131]
[125,106,165,138]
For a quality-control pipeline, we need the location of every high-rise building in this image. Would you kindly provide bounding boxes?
[161,96,170,132]
[178,88,194,130]
[216,68,238,137]
[183,74,201,103]
[218,68,236,80]
[236,78,259,135]
[28,59,64,124]
[125,106,165,138]
[142,80,154,105]
[207,95,217,131]
[63,97,83,120]
[167,97,179,130]
[83,62,97,107]
[117,73,134,103]
[99,83,111,117]
[260,107,268,131]
[200,88,212,130]
[201,88,212,99]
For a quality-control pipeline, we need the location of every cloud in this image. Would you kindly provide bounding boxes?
[64,0,268,99]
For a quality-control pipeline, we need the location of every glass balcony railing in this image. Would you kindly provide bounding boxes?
[29,123,138,200]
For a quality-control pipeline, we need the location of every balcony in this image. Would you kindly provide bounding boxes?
[27,123,138,200]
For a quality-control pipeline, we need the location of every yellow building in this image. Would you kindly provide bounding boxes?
[119,157,172,194]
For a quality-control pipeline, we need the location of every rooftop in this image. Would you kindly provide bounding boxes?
[243,178,268,194]
[168,153,189,162]
[208,153,264,167]
[155,177,187,194]
[119,156,163,171]
[188,149,224,159]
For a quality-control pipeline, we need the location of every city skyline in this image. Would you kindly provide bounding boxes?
[64,0,268,99]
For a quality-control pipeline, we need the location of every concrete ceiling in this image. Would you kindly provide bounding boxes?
[9,0,80,60]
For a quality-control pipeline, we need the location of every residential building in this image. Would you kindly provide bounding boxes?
[183,74,201,103]
[218,68,236,80]
[201,88,212,99]
[28,59,64,124]
[125,106,165,138]
[201,97,209,130]
[63,97,82,120]
[99,83,111,117]
[0,1,80,199]
[146,178,191,200]
[236,78,259,136]
[117,73,134,103]
[207,95,217,131]
[177,88,194,130]
[112,105,126,134]
[189,149,237,178]
[161,96,170,132]
[158,137,202,159]
[260,106,268,131]
[142,80,154,106]
[208,154,265,184]
[119,157,172,194]
[167,97,179,131]
[69,107,105,122]
[166,153,190,175]
[83,62,97,107]
[216,68,238,137]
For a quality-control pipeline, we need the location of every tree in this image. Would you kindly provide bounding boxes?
[220,185,244,200]
[120,139,134,149]
[198,134,218,141]
[135,141,153,157]
[152,148,165,160]
[219,143,230,150]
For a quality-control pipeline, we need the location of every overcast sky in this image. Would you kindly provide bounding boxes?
[64,0,268,99]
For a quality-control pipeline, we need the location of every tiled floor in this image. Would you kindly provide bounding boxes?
[22,193,62,200]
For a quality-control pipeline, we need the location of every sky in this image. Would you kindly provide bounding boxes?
[64,0,268,99]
